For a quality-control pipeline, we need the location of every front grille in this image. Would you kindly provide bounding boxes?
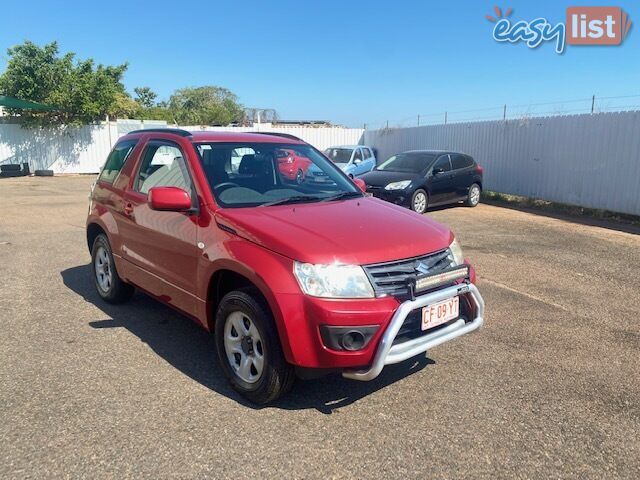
[363,249,453,297]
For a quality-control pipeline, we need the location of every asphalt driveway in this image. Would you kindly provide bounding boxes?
[1,176,638,479]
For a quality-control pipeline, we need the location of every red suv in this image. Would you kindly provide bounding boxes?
[87,129,484,404]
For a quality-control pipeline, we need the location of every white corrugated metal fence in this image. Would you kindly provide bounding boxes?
[0,121,364,175]
[364,111,640,216]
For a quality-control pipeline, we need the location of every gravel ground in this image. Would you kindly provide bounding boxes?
[1,175,638,479]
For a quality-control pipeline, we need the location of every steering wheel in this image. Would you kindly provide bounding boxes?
[214,182,240,194]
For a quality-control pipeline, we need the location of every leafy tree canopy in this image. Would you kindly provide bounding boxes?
[134,86,157,108]
[0,41,244,127]
[0,41,130,125]
[168,86,244,126]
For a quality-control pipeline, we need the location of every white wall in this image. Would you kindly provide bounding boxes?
[0,122,364,174]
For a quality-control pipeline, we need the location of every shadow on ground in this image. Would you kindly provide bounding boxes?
[481,199,640,236]
[61,264,434,414]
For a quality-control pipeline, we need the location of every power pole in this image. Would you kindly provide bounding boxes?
[591,95,595,114]
[444,112,448,125]
[503,104,507,121]
[417,114,420,126]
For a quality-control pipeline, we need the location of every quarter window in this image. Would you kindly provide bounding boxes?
[136,142,192,195]
[98,140,137,183]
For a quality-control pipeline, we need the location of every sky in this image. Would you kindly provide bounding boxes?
[0,0,638,128]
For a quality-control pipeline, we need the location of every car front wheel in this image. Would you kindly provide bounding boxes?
[411,189,428,214]
[215,288,295,404]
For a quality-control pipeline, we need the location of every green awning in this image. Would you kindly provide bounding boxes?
[0,95,58,111]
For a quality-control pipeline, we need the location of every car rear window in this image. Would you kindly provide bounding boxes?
[98,140,138,183]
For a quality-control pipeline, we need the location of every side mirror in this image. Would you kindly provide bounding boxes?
[432,167,445,175]
[148,186,193,212]
[353,178,367,192]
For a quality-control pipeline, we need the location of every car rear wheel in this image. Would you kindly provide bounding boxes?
[215,288,295,404]
[411,189,428,214]
[465,183,481,207]
[295,169,304,184]
[91,233,134,303]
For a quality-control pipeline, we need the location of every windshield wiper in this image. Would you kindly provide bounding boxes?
[260,195,323,207]
[321,191,363,202]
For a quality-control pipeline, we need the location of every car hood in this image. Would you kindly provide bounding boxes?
[360,170,422,187]
[215,197,452,265]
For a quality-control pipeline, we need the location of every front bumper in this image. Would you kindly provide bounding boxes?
[367,187,410,206]
[342,282,484,381]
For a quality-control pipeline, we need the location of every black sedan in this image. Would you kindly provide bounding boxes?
[360,150,483,214]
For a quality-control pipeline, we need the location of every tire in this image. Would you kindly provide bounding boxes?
[0,171,24,178]
[465,183,481,207]
[0,164,21,172]
[215,288,295,404]
[295,169,304,185]
[349,173,354,179]
[34,169,54,176]
[411,189,428,214]
[91,234,134,303]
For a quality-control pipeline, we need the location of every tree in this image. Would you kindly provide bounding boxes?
[168,86,243,125]
[0,41,129,125]
[134,86,157,108]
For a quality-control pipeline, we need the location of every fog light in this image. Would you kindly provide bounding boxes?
[341,330,366,351]
[320,325,379,351]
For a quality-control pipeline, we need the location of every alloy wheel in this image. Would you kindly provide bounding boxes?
[223,311,265,384]
[94,246,113,292]
[413,192,427,213]
[469,185,481,205]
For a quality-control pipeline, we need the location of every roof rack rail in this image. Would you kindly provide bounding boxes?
[127,128,192,137]
[248,131,304,142]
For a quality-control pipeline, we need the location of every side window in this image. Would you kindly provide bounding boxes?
[98,140,137,183]
[464,155,475,168]
[136,142,192,195]
[450,154,470,170]
[353,148,363,162]
[362,148,372,159]
[433,155,452,172]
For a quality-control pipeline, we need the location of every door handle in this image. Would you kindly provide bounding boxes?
[123,203,134,216]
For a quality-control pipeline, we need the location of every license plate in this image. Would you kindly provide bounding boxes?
[422,297,459,330]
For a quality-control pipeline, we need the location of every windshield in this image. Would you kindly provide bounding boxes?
[196,142,361,207]
[376,152,436,173]
[324,148,353,164]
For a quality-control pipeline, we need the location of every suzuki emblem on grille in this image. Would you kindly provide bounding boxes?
[415,261,430,274]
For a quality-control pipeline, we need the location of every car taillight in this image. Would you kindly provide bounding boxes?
[475,164,484,174]
[287,157,294,164]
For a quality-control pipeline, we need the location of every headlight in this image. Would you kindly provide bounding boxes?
[293,262,375,298]
[448,238,465,266]
[384,180,411,190]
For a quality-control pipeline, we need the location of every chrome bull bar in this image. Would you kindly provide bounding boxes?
[342,283,484,381]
